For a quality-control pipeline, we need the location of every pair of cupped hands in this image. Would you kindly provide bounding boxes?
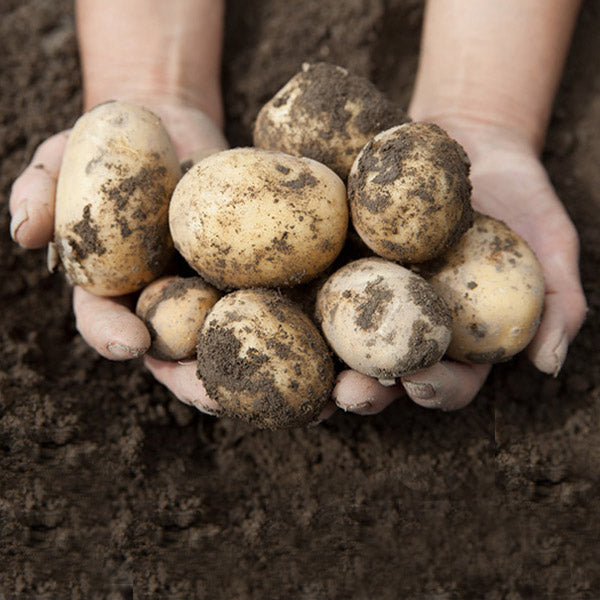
[9,101,587,422]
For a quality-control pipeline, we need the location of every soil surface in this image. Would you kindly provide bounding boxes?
[1,1,600,598]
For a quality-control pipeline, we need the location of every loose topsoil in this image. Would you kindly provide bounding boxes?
[1,1,599,598]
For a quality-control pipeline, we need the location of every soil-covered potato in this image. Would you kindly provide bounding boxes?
[315,257,452,382]
[348,122,472,264]
[54,101,181,296]
[136,276,221,361]
[421,212,545,363]
[253,62,409,180]
[196,289,334,429]
[169,147,348,290]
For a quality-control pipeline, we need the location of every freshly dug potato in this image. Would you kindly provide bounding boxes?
[253,62,409,180]
[348,122,472,264]
[170,147,348,290]
[315,257,452,382]
[421,213,545,363]
[54,101,181,296]
[196,289,334,429]
[136,276,221,361]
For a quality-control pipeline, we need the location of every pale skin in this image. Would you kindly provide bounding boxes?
[9,0,587,419]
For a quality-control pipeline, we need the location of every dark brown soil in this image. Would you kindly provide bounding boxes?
[1,1,599,598]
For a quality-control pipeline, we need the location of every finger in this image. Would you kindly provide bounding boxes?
[527,287,587,376]
[401,360,491,411]
[73,286,150,360]
[144,356,221,415]
[332,369,403,415]
[524,213,587,375]
[10,131,69,248]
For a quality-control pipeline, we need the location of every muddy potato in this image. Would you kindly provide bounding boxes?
[315,257,452,382]
[348,122,472,264]
[196,289,334,429]
[136,276,221,361]
[170,147,348,290]
[421,213,545,363]
[253,62,409,180]
[54,101,181,296]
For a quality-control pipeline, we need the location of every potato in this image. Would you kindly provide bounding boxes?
[348,122,472,264]
[136,276,221,361]
[253,62,409,180]
[196,289,334,429]
[54,101,181,296]
[315,257,452,382]
[420,212,545,363]
[169,147,348,290]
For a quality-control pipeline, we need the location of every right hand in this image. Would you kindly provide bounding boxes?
[9,102,228,415]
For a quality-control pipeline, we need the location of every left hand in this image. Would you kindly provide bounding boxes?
[334,121,587,414]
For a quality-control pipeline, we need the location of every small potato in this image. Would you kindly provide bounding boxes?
[348,122,472,264]
[197,289,334,429]
[54,101,181,296]
[253,62,409,180]
[169,147,348,290]
[421,213,545,363]
[315,257,452,381]
[136,276,221,361]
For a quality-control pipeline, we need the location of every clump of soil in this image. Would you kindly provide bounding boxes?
[1,0,600,598]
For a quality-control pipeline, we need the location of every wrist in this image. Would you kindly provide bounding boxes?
[82,81,224,131]
[76,0,224,127]
[407,111,539,167]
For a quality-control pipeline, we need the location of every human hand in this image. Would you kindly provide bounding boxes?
[403,122,586,411]
[9,102,227,415]
[149,120,588,420]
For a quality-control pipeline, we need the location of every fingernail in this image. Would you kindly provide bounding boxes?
[403,380,435,401]
[346,400,373,413]
[107,342,146,360]
[177,358,196,366]
[309,403,337,426]
[10,202,29,242]
[551,333,569,377]
[535,332,569,377]
[197,403,222,417]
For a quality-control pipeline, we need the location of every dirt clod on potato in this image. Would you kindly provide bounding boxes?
[197,289,334,429]
[253,62,409,179]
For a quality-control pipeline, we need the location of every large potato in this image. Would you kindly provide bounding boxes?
[421,213,545,363]
[315,257,452,382]
[253,62,408,180]
[54,101,181,296]
[348,122,472,264]
[170,147,348,290]
[196,289,334,429]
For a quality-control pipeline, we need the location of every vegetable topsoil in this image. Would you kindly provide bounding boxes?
[1,1,599,598]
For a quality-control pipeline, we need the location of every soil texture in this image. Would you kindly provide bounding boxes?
[1,1,600,598]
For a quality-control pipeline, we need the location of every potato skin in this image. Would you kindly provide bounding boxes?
[196,289,334,429]
[54,101,181,296]
[136,276,221,361]
[253,62,409,180]
[315,257,452,379]
[421,213,545,363]
[170,147,348,290]
[348,122,472,264]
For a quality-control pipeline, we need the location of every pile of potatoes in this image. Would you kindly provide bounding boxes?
[53,63,545,429]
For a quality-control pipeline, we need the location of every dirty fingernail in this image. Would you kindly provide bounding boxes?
[10,203,29,242]
[345,400,373,413]
[198,404,222,417]
[403,380,435,400]
[535,332,569,377]
[107,342,146,360]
